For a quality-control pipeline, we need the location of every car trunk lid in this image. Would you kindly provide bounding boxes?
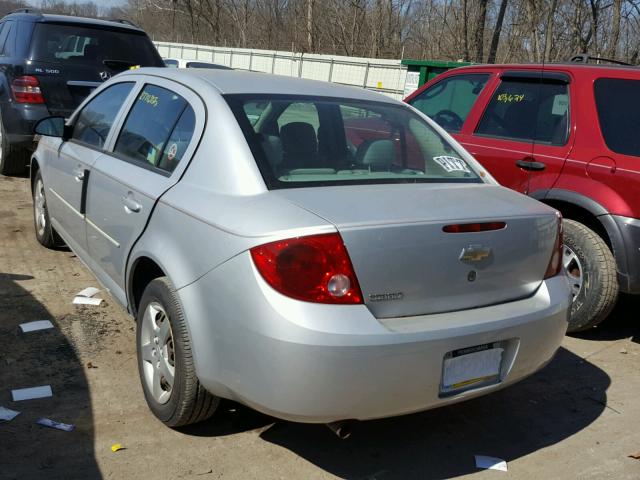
[275,183,559,318]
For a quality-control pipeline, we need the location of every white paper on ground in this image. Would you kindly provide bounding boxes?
[75,287,100,298]
[475,455,508,472]
[36,417,75,432]
[11,385,53,401]
[73,296,103,306]
[0,406,20,421]
[19,320,54,333]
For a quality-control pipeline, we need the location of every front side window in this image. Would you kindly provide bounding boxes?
[594,78,640,157]
[72,82,134,148]
[475,78,570,146]
[114,85,194,172]
[409,74,489,133]
[226,95,481,189]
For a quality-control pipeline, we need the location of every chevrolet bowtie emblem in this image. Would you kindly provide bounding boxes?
[459,245,492,262]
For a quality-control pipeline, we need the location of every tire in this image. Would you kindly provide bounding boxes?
[136,277,219,427]
[0,114,30,176]
[563,219,619,332]
[32,169,63,248]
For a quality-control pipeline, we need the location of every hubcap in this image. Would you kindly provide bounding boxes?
[563,245,583,299]
[140,302,176,404]
[34,179,47,237]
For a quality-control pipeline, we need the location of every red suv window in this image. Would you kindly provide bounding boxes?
[594,78,640,157]
[408,74,489,133]
[476,78,570,146]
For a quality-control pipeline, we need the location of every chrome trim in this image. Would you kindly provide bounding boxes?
[48,188,83,219]
[86,217,121,248]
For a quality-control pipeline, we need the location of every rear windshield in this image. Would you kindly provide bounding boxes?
[225,94,481,189]
[30,23,162,70]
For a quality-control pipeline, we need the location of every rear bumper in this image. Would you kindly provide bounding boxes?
[1,102,51,148]
[602,214,640,294]
[178,252,571,423]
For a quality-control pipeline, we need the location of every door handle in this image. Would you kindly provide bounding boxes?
[122,195,141,213]
[73,169,85,182]
[515,158,546,171]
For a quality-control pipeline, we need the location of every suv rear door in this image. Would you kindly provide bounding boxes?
[25,22,163,116]
[462,70,574,195]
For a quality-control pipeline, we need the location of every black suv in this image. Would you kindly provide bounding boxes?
[0,10,165,175]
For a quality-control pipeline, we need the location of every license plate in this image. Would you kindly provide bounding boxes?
[440,343,504,395]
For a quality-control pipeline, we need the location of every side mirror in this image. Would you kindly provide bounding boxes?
[34,116,68,139]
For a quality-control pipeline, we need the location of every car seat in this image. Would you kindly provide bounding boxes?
[280,122,319,168]
[355,139,395,171]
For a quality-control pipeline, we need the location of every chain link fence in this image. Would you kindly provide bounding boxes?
[154,41,409,100]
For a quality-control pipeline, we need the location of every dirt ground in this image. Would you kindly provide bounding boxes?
[1,174,639,480]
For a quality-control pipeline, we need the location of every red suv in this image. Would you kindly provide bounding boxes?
[405,64,640,332]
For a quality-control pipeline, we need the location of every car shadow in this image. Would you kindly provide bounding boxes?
[0,272,100,480]
[571,294,640,343]
[181,346,608,479]
[255,347,609,479]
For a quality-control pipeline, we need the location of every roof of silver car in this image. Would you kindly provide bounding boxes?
[124,67,398,103]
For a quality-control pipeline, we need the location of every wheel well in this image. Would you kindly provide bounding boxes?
[130,257,165,316]
[544,200,612,249]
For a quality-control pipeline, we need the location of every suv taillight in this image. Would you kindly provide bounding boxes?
[544,213,563,279]
[11,76,44,104]
[250,233,363,304]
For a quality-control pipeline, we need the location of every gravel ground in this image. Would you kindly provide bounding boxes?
[1,174,639,480]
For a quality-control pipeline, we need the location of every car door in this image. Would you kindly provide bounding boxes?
[461,71,573,195]
[85,79,204,303]
[45,81,135,256]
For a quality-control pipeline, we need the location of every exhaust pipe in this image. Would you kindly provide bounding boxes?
[326,421,352,440]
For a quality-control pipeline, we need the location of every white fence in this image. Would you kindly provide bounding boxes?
[154,41,409,100]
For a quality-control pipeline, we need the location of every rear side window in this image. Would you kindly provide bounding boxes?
[0,21,14,56]
[476,79,569,146]
[72,82,134,148]
[594,78,640,157]
[114,85,194,173]
[29,24,162,71]
[409,74,489,133]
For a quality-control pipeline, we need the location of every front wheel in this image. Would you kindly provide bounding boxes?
[32,170,63,248]
[137,277,219,427]
[563,219,618,332]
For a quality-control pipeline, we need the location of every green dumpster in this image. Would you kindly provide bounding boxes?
[402,59,471,86]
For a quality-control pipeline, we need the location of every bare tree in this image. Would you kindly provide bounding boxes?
[487,0,508,63]
[474,0,488,62]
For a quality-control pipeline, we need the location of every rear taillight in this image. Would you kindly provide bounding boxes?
[544,213,563,279]
[250,233,363,304]
[11,76,44,104]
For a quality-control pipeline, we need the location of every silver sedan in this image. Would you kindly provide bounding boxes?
[31,68,571,428]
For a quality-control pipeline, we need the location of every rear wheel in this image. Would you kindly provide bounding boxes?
[0,114,30,176]
[563,219,618,332]
[137,277,219,427]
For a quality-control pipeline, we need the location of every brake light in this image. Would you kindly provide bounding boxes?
[544,213,563,279]
[443,222,506,233]
[250,233,363,304]
[11,76,44,104]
